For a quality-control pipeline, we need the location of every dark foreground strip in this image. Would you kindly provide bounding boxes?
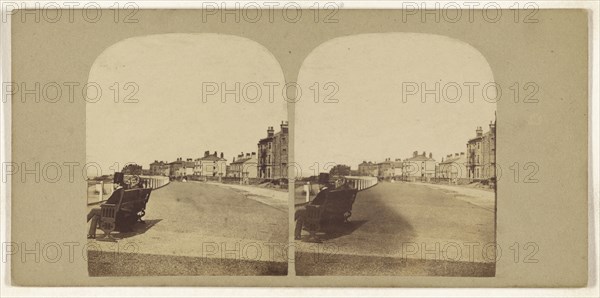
[295,251,495,277]
[88,250,287,276]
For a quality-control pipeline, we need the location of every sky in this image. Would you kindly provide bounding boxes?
[86,34,287,177]
[295,33,496,176]
[86,32,496,178]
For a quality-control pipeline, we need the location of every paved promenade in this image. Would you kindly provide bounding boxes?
[88,181,288,276]
[295,181,496,276]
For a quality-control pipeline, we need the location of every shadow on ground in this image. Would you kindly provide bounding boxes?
[302,220,368,242]
[100,219,163,240]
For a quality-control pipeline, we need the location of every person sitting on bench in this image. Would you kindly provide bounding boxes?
[87,184,123,239]
[294,182,333,240]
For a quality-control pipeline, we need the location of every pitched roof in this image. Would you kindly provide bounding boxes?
[199,155,226,161]
[404,155,435,162]
[440,155,466,165]
[231,157,256,165]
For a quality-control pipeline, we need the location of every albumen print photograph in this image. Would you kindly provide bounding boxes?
[85,34,289,276]
[4,5,591,290]
[294,33,497,276]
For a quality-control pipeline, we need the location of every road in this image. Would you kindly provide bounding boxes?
[88,181,288,276]
[295,181,496,276]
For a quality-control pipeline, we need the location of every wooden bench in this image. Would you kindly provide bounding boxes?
[97,187,152,241]
[302,187,358,240]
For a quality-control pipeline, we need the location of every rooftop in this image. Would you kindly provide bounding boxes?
[404,155,435,162]
[198,155,226,161]
[230,157,256,165]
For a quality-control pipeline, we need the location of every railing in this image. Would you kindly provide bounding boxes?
[87,181,115,205]
[87,175,170,206]
[140,175,170,190]
[344,176,378,191]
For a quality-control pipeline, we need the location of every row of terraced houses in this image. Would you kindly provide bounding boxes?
[357,119,496,185]
[148,121,289,181]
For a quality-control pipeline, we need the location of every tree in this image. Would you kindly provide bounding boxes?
[122,164,143,175]
[329,164,351,177]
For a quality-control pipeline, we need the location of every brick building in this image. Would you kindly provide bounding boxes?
[357,161,379,177]
[257,121,288,180]
[168,158,185,178]
[229,152,258,179]
[149,160,170,176]
[437,152,468,182]
[194,151,227,177]
[466,119,496,183]
[402,151,437,181]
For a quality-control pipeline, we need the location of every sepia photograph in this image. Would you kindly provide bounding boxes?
[3,4,593,292]
[85,34,289,276]
[294,33,497,276]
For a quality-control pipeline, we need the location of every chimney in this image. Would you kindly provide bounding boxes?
[476,126,483,137]
[281,121,289,134]
[413,151,418,157]
[429,153,433,159]
[204,151,209,157]
[213,151,218,156]
[220,152,224,159]
[233,157,236,162]
[267,126,274,137]
[489,120,496,133]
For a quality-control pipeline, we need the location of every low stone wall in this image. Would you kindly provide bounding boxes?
[140,175,171,189]
[344,176,378,191]
[88,176,170,205]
